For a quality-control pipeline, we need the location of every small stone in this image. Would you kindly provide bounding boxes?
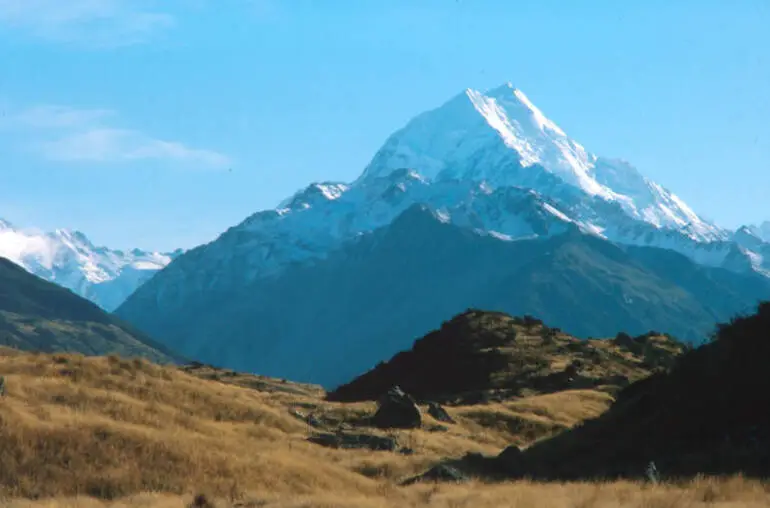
[403,464,469,485]
[427,401,455,423]
[308,432,398,452]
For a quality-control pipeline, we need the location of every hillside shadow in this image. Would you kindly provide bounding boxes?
[420,302,770,482]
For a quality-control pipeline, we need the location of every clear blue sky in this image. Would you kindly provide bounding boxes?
[1,0,768,251]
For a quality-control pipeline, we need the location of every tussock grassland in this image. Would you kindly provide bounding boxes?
[5,477,770,507]
[1,348,767,507]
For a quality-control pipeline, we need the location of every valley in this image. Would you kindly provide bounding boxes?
[1,18,769,505]
[1,304,769,507]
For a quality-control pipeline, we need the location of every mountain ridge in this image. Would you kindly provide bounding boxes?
[115,83,770,385]
[0,256,182,363]
[0,218,181,311]
[124,83,768,306]
[327,308,687,404]
[118,205,770,387]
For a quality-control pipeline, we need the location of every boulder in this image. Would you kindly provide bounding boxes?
[372,386,421,429]
[402,464,469,485]
[307,432,398,451]
[427,401,455,423]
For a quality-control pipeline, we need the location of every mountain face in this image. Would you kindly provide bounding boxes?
[116,83,770,386]
[742,221,770,243]
[0,219,181,311]
[0,257,182,363]
[359,85,720,240]
[118,206,770,388]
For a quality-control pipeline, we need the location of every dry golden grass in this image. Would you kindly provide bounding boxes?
[4,477,770,507]
[1,348,767,507]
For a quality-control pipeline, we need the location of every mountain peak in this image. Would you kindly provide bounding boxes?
[473,83,567,138]
[356,83,722,243]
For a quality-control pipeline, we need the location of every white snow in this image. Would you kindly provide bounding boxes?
[13,82,769,315]
[359,83,724,244]
[0,219,178,310]
[142,82,769,305]
[542,203,573,223]
[487,230,514,241]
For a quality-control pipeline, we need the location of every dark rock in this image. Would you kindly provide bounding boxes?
[564,361,580,377]
[427,424,450,433]
[0,375,5,396]
[402,464,469,485]
[308,432,398,452]
[372,386,421,429]
[289,408,324,428]
[427,401,455,423]
[399,447,416,455]
[188,494,215,508]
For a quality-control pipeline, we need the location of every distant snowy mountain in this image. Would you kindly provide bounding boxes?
[745,222,770,243]
[0,218,180,311]
[116,83,770,385]
[120,83,767,308]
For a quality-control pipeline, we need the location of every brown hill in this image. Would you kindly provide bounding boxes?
[417,302,770,483]
[0,338,767,506]
[328,309,687,405]
[0,345,616,504]
[0,258,181,364]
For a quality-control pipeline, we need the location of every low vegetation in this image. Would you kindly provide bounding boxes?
[0,258,180,364]
[1,304,769,507]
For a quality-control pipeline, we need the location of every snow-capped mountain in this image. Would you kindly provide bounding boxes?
[359,83,724,241]
[0,218,180,311]
[125,83,767,308]
[116,82,770,385]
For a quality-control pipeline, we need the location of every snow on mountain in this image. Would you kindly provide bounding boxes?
[744,222,770,243]
[0,218,180,310]
[359,83,724,242]
[127,83,770,311]
[146,170,577,310]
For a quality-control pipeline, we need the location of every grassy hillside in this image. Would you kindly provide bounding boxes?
[0,258,181,363]
[1,347,768,507]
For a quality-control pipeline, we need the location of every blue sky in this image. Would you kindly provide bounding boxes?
[0,0,768,251]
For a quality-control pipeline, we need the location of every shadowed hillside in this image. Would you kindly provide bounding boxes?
[416,301,770,483]
[116,206,770,388]
[328,309,687,405]
[0,258,181,363]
